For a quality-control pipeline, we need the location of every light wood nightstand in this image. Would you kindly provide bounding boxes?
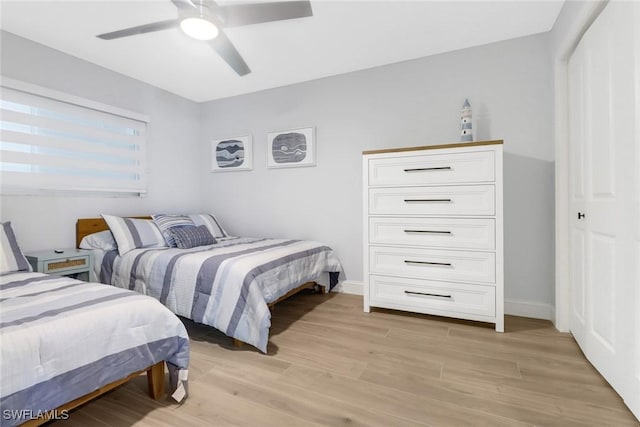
[25,249,93,282]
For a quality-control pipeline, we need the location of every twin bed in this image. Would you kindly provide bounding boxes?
[77,215,342,352]
[0,227,190,426]
[1,215,342,424]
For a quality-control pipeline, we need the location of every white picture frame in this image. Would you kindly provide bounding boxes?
[211,135,253,172]
[267,126,315,168]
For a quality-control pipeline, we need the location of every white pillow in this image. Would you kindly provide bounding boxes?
[79,230,117,251]
[187,214,227,238]
[1,221,31,274]
[102,214,167,256]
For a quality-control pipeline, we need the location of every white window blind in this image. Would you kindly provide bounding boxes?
[0,78,148,195]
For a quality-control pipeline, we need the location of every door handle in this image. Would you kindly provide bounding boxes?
[578,212,585,219]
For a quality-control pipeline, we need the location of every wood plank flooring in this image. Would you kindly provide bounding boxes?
[56,292,639,426]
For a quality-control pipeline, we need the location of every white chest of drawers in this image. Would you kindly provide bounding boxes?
[363,140,504,332]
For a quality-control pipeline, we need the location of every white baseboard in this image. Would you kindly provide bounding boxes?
[505,299,555,321]
[333,281,554,321]
[332,280,363,295]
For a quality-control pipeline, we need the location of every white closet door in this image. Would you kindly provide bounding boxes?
[633,1,640,418]
[568,1,639,416]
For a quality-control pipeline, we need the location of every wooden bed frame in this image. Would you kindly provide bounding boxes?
[76,217,325,348]
[22,361,165,426]
[76,216,151,248]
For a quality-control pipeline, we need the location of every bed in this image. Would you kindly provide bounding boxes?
[77,215,343,353]
[0,221,190,426]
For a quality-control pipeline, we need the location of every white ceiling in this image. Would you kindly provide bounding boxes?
[0,1,564,103]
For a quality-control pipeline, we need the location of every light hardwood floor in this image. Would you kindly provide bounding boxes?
[57,292,639,426]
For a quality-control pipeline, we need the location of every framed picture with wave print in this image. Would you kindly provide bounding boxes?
[211,135,253,172]
[267,126,315,168]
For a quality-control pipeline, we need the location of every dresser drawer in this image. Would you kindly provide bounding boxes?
[369,185,495,216]
[43,255,90,275]
[370,275,496,317]
[369,217,495,250]
[369,150,495,186]
[369,246,495,283]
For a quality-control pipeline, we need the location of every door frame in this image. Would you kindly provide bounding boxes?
[554,1,608,332]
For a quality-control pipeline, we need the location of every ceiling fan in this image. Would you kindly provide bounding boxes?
[96,0,313,76]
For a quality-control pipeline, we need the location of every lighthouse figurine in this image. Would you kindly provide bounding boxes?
[460,98,473,142]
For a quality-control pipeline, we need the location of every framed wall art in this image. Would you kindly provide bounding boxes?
[211,135,252,172]
[267,126,315,168]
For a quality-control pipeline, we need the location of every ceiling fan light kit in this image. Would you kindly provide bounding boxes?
[95,0,313,76]
[180,17,219,40]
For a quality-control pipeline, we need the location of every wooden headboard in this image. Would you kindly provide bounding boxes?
[76,216,152,248]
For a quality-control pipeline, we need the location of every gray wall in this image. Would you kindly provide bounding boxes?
[0,30,556,309]
[0,32,203,251]
[200,33,556,307]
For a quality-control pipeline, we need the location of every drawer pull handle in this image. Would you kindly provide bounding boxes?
[404,230,451,234]
[404,260,452,267]
[403,166,452,172]
[404,290,452,298]
[404,199,452,203]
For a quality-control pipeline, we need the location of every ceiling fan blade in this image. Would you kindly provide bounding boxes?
[171,0,196,11]
[218,1,312,28]
[209,31,251,76]
[97,19,180,40]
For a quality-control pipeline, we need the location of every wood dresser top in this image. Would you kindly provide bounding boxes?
[362,139,503,155]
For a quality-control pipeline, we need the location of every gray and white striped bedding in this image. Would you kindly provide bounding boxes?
[0,272,190,426]
[100,237,342,352]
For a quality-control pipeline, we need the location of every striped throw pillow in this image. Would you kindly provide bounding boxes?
[170,225,217,249]
[152,214,194,247]
[102,215,167,256]
[187,214,227,238]
[0,222,31,274]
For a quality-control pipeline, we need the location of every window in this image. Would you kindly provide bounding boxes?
[0,78,148,195]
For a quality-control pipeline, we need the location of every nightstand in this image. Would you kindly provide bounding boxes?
[25,249,93,282]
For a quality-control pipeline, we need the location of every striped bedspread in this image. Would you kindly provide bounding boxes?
[101,237,342,352]
[0,272,190,426]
